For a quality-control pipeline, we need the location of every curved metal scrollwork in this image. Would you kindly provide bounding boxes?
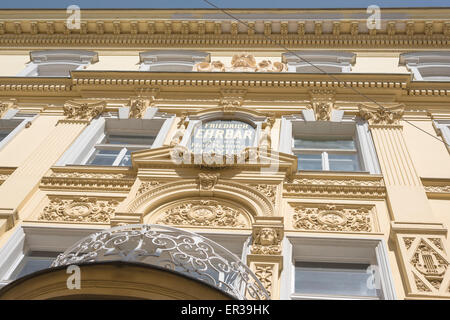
[52,224,270,300]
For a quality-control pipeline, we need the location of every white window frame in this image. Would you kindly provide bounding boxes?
[17,50,98,77]
[139,50,210,72]
[0,110,37,152]
[279,114,380,174]
[280,235,396,300]
[400,52,450,81]
[0,224,250,289]
[434,120,450,153]
[282,51,356,73]
[55,110,175,167]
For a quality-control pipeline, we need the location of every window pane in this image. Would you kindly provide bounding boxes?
[106,134,155,146]
[294,138,355,150]
[295,262,377,297]
[328,153,360,171]
[297,153,322,171]
[10,252,60,280]
[0,130,11,142]
[87,149,120,166]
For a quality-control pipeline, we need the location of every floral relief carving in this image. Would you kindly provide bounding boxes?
[404,237,415,250]
[193,53,286,73]
[63,101,105,121]
[251,227,282,255]
[292,204,374,232]
[249,184,276,205]
[136,181,161,196]
[254,264,274,297]
[39,197,120,223]
[412,241,448,281]
[415,275,432,292]
[156,200,248,228]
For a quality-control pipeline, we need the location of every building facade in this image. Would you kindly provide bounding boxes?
[0,8,449,300]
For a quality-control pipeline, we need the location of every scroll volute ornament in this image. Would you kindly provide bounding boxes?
[63,101,105,122]
[358,103,404,126]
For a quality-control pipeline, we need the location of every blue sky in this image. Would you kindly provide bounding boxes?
[0,0,449,9]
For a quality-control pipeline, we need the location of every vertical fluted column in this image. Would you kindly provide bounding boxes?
[360,104,450,298]
[0,101,105,235]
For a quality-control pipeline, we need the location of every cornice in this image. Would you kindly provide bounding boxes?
[0,8,449,49]
[40,167,136,192]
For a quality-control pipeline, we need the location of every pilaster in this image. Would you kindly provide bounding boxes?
[247,216,283,299]
[0,102,105,236]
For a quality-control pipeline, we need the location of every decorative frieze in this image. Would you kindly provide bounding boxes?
[421,178,450,199]
[284,176,386,199]
[219,89,246,113]
[156,199,249,228]
[38,197,121,223]
[291,203,376,232]
[40,170,135,192]
[62,100,105,122]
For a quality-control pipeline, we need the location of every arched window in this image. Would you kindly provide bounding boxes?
[139,50,210,72]
[400,51,450,81]
[17,50,98,77]
[282,51,356,73]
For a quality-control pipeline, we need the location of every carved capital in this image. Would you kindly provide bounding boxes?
[359,104,404,126]
[62,101,105,122]
[250,217,284,256]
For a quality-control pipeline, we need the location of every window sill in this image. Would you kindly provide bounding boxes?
[290,293,380,300]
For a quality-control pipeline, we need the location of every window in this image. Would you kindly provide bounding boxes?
[8,251,59,280]
[0,111,36,152]
[86,134,155,166]
[139,50,210,72]
[282,51,356,73]
[293,137,361,172]
[17,50,98,77]
[280,118,380,173]
[56,113,175,167]
[400,51,450,81]
[294,261,377,297]
[434,120,450,153]
[280,237,396,300]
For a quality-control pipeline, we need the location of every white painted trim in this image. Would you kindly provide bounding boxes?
[0,227,26,280]
[0,115,37,152]
[55,117,106,166]
[1,109,19,119]
[284,235,396,300]
[118,107,130,119]
[152,116,175,148]
[356,119,381,174]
